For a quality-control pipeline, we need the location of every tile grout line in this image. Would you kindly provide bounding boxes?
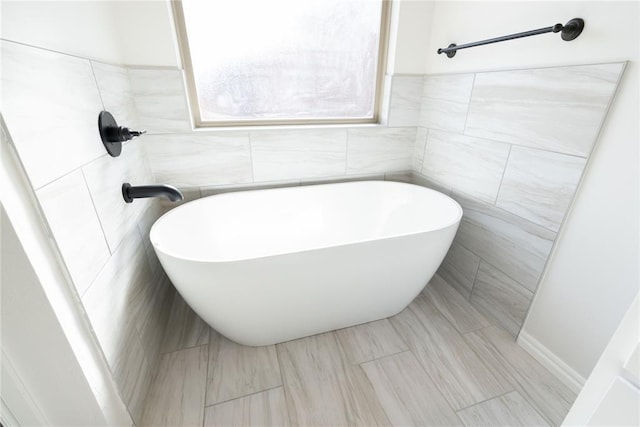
[460,325,558,426]
[274,343,294,426]
[201,329,212,427]
[417,292,519,406]
[420,128,429,175]
[203,385,284,409]
[462,73,476,134]
[88,61,106,110]
[468,257,483,299]
[79,167,112,255]
[454,389,514,414]
[427,274,494,334]
[387,308,479,418]
[356,348,412,366]
[494,143,513,206]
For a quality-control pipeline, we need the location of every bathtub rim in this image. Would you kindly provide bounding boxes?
[150,180,463,264]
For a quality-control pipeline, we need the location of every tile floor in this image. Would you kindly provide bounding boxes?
[140,274,576,426]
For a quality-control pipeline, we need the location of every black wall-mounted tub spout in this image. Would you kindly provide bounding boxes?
[122,183,183,203]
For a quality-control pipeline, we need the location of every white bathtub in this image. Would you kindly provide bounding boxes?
[150,181,462,346]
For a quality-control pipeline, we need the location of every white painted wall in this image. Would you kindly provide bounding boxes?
[562,297,639,425]
[0,0,179,66]
[0,0,428,71]
[388,0,434,74]
[421,0,639,381]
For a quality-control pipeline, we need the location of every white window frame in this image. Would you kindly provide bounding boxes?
[171,0,391,128]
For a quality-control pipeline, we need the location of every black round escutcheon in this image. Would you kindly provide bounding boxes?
[98,111,122,157]
[561,18,584,41]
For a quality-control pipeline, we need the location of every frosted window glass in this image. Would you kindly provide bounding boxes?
[181,0,384,124]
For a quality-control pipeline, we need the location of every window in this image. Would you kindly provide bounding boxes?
[173,0,390,127]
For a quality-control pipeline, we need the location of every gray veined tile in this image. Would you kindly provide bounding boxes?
[136,274,174,376]
[129,68,191,133]
[496,146,586,232]
[420,98,470,134]
[436,242,481,298]
[410,172,452,196]
[347,127,415,175]
[387,75,424,127]
[335,319,407,365]
[362,351,462,426]
[142,235,164,284]
[251,128,347,181]
[422,274,491,334]
[1,40,106,189]
[80,231,157,424]
[117,329,153,426]
[140,345,208,427]
[423,73,475,103]
[421,130,510,204]
[463,326,576,426]
[82,142,153,253]
[204,387,290,427]
[452,193,556,292]
[36,170,110,296]
[91,61,139,129]
[201,180,301,197]
[457,390,550,427]
[465,63,624,156]
[412,128,428,173]
[277,332,391,426]
[470,262,534,337]
[206,332,282,406]
[136,200,164,249]
[161,293,210,354]
[81,231,152,366]
[420,73,474,133]
[144,132,253,187]
[302,173,383,186]
[389,295,512,411]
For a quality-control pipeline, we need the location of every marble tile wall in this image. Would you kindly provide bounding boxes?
[412,62,625,337]
[1,40,173,425]
[135,72,421,193]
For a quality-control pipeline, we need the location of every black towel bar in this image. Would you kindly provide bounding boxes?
[437,18,584,58]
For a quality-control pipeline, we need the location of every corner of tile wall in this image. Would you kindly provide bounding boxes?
[415,63,624,336]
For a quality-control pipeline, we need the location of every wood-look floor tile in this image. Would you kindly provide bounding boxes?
[140,345,208,427]
[362,351,462,426]
[204,387,290,427]
[277,332,391,426]
[457,390,550,426]
[161,293,210,354]
[423,274,492,334]
[335,319,408,365]
[206,332,282,406]
[389,295,512,411]
[463,326,576,426]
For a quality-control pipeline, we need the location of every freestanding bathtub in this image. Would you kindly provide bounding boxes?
[150,181,462,346]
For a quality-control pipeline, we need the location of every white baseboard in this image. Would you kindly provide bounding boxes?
[518,330,586,394]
